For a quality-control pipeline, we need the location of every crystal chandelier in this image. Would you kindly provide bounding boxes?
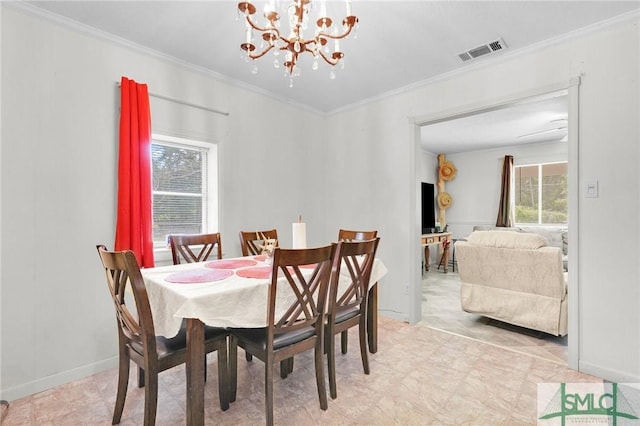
[237,0,358,80]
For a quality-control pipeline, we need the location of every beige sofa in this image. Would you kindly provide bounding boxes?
[472,225,568,271]
[455,230,568,336]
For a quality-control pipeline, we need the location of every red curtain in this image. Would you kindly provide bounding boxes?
[114,76,155,267]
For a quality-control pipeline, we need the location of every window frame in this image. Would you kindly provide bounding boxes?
[150,133,219,254]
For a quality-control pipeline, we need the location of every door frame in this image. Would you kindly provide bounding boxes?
[408,77,581,370]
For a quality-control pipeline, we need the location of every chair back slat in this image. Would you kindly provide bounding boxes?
[96,245,156,352]
[268,246,334,337]
[329,238,380,318]
[168,233,222,264]
[239,229,279,256]
[337,229,378,242]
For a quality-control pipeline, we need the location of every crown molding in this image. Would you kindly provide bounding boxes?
[6,1,326,117]
[7,1,638,118]
[328,9,639,116]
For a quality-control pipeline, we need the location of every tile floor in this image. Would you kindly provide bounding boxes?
[1,315,599,425]
[420,267,568,365]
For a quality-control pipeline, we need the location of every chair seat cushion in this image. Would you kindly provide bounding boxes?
[130,322,227,359]
[334,306,360,324]
[232,326,316,350]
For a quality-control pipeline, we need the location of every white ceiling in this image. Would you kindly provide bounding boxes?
[20,0,639,152]
[421,91,569,154]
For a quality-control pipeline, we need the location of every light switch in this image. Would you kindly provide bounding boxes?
[585,180,598,198]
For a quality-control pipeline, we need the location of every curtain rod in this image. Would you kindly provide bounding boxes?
[116,83,229,117]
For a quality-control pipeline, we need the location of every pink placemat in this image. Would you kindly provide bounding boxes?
[205,259,257,269]
[253,255,268,262]
[301,263,318,269]
[236,266,272,279]
[165,268,233,284]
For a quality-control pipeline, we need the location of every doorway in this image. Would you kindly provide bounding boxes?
[409,82,580,370]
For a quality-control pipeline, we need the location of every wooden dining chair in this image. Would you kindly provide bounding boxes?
[228,245,335,426]
[337,228,378,241]
[96,245,230,425]
[168,232,222,264]
[238,229,279,256]
[326,237,380,399]
[336,229,378,354]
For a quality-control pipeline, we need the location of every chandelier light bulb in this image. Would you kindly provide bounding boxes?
[237,0,358,79]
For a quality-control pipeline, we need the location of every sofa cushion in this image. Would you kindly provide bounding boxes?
[467,230,548,250]
[471,225,567,254]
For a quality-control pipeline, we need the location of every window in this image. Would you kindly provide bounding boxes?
[151,134,217,247]
[515,162,567,225]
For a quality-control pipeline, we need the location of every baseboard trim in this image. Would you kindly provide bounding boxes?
[579,360,640,383]
[0,356,118,402]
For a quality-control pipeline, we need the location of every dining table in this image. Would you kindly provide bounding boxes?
[141,253,388,425]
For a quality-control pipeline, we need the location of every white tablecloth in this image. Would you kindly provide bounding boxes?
[142,255,388,337]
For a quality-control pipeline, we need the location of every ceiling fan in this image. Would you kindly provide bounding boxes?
[518,118,568,140]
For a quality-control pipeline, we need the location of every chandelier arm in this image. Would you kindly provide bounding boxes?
[301,39,317,49]
[317,22,356,41]
[244,15,280,35]
[317,49,339,67]
[247,44,276,60]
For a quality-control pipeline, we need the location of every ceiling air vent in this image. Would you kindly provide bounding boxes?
[458,38,507,62]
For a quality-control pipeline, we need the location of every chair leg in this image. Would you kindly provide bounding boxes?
[113,353,130,424]
[217,344,230,411]
[228,335,238,403]
[142,369,158,426]
[279,357,293,379]
[137,366,145,388]
[265,357,274,426]
[327,332,338,400]
[314,338,328,410]
[340,330,348,354]
[452,244,456,272]
[359,321,370,375]
[438,242,450,271]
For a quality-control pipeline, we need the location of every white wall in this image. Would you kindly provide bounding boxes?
[324,98,416,320]
[1,4,639,401]
[0,5,326,400]
[439,140,569,239]
[324,13,639,383]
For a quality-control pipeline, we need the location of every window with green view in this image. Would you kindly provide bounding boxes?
[515,162,567,225]
[151,136,214,247]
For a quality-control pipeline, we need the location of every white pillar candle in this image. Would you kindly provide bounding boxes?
[292,222,307,249]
